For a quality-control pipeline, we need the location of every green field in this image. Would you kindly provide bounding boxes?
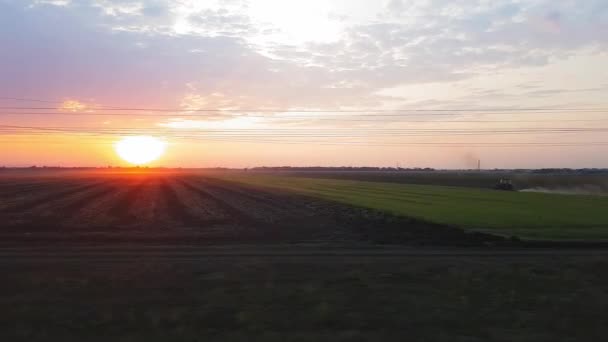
[216,174,608,240]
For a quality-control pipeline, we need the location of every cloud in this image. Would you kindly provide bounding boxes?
[0,1,255,104]
[1,0,608,115]
[186,8,255,37]
[59,100,88,112]
[386,0,404,14]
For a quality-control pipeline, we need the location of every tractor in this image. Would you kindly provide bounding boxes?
[494,178,515,191]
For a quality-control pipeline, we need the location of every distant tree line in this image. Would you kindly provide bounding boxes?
[529,168,608,174]
[1,166,606,174]
[248,167,608,174]
[249,166,436,172]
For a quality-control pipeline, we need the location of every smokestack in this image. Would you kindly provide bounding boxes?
[477,159,481,171]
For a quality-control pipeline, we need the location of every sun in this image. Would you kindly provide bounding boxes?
[114,136,167,165]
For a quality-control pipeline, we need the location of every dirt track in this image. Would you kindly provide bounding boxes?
[2,245,608,263]
[0,171,507,246]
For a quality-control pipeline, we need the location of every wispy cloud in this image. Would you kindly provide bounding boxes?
[2,0,608,167]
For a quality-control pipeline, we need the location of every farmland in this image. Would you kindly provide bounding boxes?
[218,173,608,240]
[2,169,608,242]
[0,170,501,245]
[255,169,608,193]
[2,170,608,340]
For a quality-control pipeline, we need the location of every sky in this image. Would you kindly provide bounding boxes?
[1,0,608,168]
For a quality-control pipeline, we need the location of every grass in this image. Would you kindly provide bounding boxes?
[3,253,608,341]
[257,170,608,192]
[215,174,608,240]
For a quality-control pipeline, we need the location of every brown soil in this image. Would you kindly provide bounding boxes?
[0,172,506,246]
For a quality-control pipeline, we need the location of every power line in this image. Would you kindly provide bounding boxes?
[2,125,607,147]
[1,135,607,148]
[3,125,608,140]
[0,97,62,104]
[0,97,126,109]
[2,131,608,146]
[1,106,608,113]
[2,112,608,123]
[2,97,607,148]
[4,97,606,112]
[4,124,608,132]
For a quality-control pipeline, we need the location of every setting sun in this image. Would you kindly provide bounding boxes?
[114,136,167,165]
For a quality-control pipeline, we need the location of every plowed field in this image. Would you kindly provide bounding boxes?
[0,171,501,245]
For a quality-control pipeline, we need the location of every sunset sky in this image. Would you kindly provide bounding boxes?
[1,0,608,168]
